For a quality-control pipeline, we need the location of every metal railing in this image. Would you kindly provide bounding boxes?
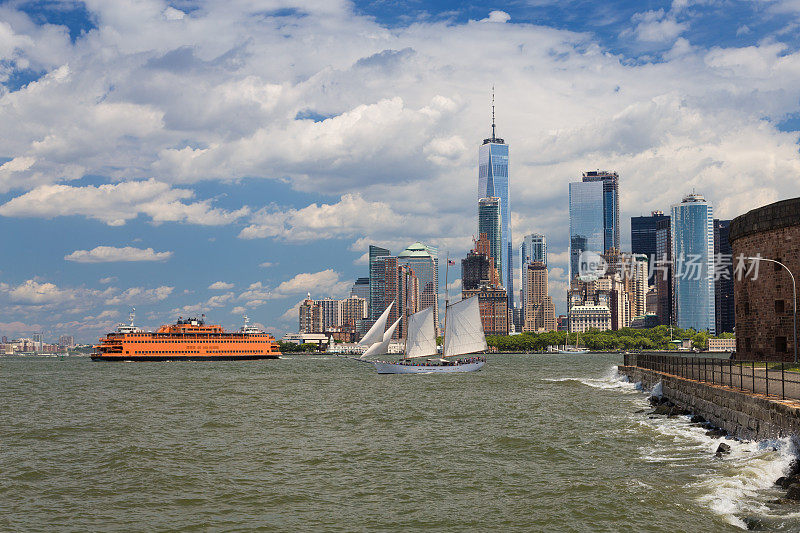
[623,353,800,401]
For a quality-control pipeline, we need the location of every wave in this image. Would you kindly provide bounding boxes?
[695,438,796,529]
[633,394,797,529]
[543,365,800,528]
[541,366,639,393]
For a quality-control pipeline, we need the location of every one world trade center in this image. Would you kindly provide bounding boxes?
[477,96,513,309]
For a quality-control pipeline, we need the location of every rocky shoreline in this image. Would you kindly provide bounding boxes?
[645,395,800,508]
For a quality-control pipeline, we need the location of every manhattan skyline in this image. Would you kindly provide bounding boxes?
[2,1,800,341]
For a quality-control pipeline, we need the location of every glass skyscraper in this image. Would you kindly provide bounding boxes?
[520,233,547,311]
[368,245,390,321]
[671,193,715,334]
[631,210,669,286]
[714,219,734,334]
[569,181,604,279]
[478,120,513,309]
[478,197,502,276]
[582,171,620,253]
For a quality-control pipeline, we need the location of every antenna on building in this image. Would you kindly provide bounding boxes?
[491,85,496,141]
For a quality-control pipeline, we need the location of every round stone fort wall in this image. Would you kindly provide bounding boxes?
[729,198,800,361]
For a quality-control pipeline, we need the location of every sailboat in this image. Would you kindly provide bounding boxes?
[368,297,486,374]
[558,330,589,354]
[358,255,487,374]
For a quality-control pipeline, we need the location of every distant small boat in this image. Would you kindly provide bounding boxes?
[558,331,589,354]
[557,347,590,354]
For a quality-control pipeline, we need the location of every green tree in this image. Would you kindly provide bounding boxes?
[691,331,709,350]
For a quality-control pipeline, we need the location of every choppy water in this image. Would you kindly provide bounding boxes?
[2,353,800,531]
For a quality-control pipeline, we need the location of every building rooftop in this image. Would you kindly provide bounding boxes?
[398,241,437,259]
[681,193,707,203]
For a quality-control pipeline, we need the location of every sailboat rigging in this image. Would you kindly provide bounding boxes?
[353,252,487,374]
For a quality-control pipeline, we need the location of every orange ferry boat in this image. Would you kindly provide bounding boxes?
[92,310,280,361]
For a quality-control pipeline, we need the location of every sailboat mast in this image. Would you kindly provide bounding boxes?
[442,252,450,357]
[403,268,410,360]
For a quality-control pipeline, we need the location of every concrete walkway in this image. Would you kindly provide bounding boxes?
[647,359,800,400]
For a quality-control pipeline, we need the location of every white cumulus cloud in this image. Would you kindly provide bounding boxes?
[0,180,249,226]
[65,246,173,263]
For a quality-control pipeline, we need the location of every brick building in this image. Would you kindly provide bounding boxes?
[730,198,800,361]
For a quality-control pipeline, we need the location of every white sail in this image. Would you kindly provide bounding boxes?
[361,317,401,358]
[404,307,438,358]
[443,296,488,357]
[359,301,394,346]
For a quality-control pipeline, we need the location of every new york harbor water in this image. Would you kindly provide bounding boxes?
[4,354,800,531]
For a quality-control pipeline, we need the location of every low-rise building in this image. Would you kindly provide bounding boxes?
[568,304,611,333]
[708,337,736,352]
[282,332,329,349]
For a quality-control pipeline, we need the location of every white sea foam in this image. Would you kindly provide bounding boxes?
[579,369,800,529]
[542,366,639,393]
[549,365,800,527]
[695,438,795,529]
[634,403,797,529]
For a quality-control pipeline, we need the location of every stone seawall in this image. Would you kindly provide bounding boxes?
[619,365,800,441]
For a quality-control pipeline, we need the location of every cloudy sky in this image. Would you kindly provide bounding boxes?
[1,0,800,341]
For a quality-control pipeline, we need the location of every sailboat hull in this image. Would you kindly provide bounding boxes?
[372,361,484,374]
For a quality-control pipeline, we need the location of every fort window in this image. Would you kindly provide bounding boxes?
[776,299,786,314]
[776,336,788,353]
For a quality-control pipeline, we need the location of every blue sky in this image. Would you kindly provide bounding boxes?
[2,0,800,341]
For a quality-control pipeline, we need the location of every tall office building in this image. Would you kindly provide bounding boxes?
[350,277,370,301]
[397,242,439,335]
[462,233,508,336]
[395,265,420,339]
[582,170,620,253]
[520,233,547,312]
[462,250,493,291]
[631,210,669,286]
[368,245,390,321]
[371,254,398,326]
[477,97,513,308]
[655,216,673,326]
[58,335,75,348]
[523,262,555,332]
[671,193,715,334]
[630,254,649,319]
[714,219,735,334]
[521,233,547,266]
[478,197,502,276]
[569,180,604,279]
[341,295,368,327]
[318,298,342,330]
[299,296,323,333]
[463,233,500,291]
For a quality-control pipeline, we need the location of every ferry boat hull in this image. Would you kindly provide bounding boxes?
[372,361,484,374]
[91,353,279,362]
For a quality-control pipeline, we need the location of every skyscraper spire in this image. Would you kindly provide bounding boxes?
[491,86,496,141]
[483,86,503,145]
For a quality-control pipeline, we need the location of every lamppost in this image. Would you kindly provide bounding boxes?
[746,256,798,364]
